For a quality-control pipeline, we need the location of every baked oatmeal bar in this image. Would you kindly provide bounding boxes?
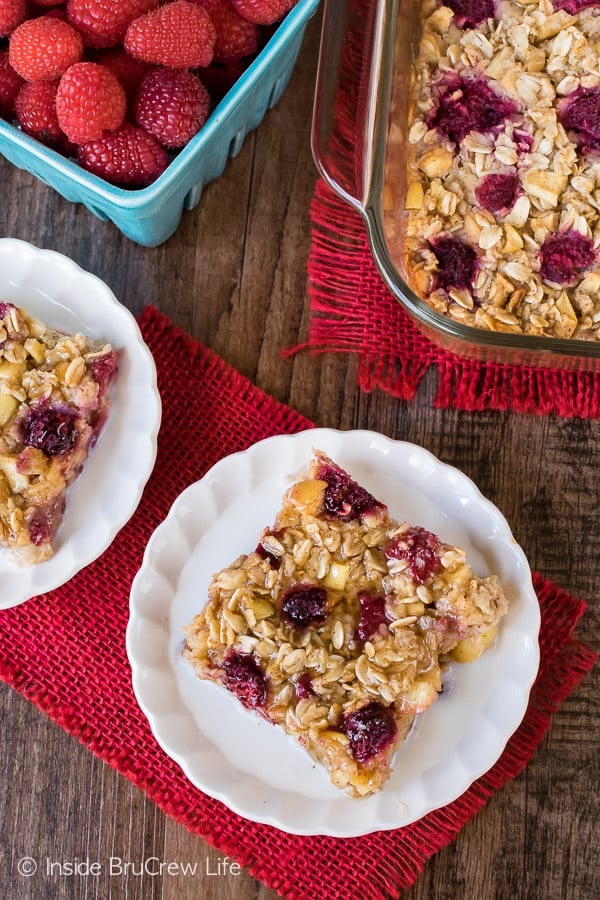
[0,302,118,564]
[385,0,600,340]
[184,451,508,797]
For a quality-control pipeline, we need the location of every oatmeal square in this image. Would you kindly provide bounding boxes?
[0,302,118,564]
[184,451,508,797]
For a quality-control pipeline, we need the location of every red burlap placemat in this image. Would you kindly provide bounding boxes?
[0,307,595,899]
[303,180,600,419]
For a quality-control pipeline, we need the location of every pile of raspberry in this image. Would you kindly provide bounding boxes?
[0,0,298,187]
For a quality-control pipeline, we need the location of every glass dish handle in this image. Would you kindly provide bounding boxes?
[311,0,393,212]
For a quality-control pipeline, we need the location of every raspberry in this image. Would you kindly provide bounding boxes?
[77,122,168,186]
[540,230,596,286]
[342,702,397,765]
[475,172,520,215]
[124,0,216,69]
[554,0,600,10]
[230,0,297,26]
[513,129,534,154]
[9,17,84,82]
[558,87,600,155]
[294,673,315,699]
[194,0,259,63]
[66,0,159,50]
[255,531,283,568]
[135,68,210,149]
[316,458,386,522]
[428,73,518,144]
[200,59,249,102]
[0,302,15,320]
[386,526,442,584]
[356,592,388,643]
[445,0,496,28]
[280,584,328,629]
[27,495,64,547]
[86,347,118,395]
[0,50,23,118]
[56,62,126,143]
[222,651,267,709]
[15,79,72,149]
[430,235,478,293]
[0,0,26,38]
[33,7,68,22]
[21,405,79,456]
[32,1,65,6]
[94,47,150,112]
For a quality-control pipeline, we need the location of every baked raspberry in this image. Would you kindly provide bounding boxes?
[27,495,65,547]
[135,68,210,149]
[356,592,388,643]
[255,533,282,569]
[294,673,315,699]
[56,62,126,143]
[513,128,534,154]
[342,702,397,764]
[558,87,600,155]
[230,0,297,26]
[428,73,518,144]
[15,79,72,150]
[281,584,328,629]
[0,0,26,37]
[430,235,478,293]
[316,458,386,522]
[0,51,23,118]
[77,123,168,187]
[0,302,15,319]
[475,172,520,215]
[222,651,267,709]
[386,526,442,584]
[66,0,159,50]
[86,347,119,395]
[445,0,496,28]
[194,0,259,63]
[553,0,600,11]
[21,405,79,457]
[540,230,596,286]
[124,0,216,69]
[9,17,84,82]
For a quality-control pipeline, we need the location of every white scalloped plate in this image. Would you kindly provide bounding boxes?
[0,239,161,608]
[127,429,540,837]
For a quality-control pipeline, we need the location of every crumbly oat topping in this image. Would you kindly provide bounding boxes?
[184,451,508,797]
[385,0,600,340]
[0,302,118,564]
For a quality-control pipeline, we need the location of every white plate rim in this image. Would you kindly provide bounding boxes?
[0,238,161,607]
[126,428,540,837]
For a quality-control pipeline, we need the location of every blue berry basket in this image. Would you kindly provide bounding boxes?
[0,0,319,247]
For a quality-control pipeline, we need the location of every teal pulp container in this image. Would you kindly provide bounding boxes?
[0,0,319,247]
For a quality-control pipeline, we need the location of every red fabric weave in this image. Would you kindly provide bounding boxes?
[302,180,600,419]
[0,307,595,899]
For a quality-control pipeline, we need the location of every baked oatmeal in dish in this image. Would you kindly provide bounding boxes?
[0,302,118,564]
[386,0,600,340]
[184,451,508,797]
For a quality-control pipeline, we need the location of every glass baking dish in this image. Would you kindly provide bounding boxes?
[311,0,600,370]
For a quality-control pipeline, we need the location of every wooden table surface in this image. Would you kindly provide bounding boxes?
[0,9,598,900]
